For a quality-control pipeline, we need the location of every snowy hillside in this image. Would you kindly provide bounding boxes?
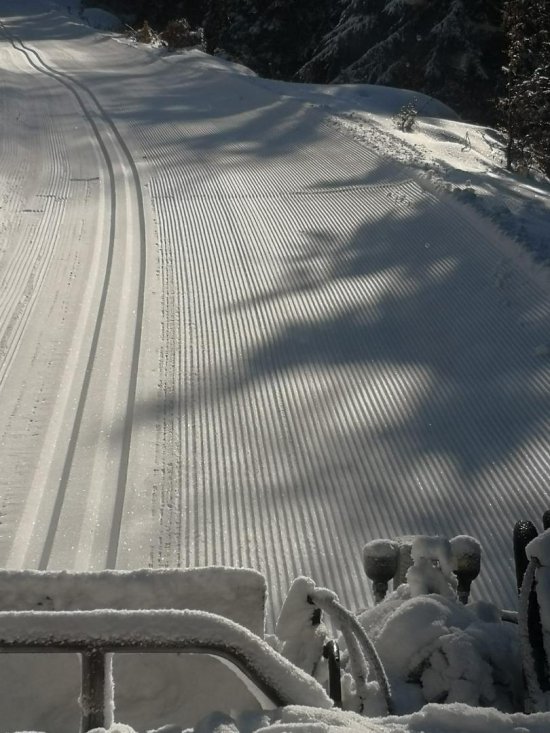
[0,0,550,730]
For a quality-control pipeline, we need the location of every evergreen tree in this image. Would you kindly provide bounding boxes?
[179,0,209,28]
[203,0,228,53]
[299,0,505,123]
[501,0,550,174]
[131,0,208,28]
[223,0,338,79]
[298,0,386,84]
[220,0,260,69]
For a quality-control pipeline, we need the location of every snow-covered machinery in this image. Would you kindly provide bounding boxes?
[357,518,550,715]
[512,515,550,712]
[0,568,333,730]
[268,519,550,718]
[2,519,550,731]
[0,567,387,731]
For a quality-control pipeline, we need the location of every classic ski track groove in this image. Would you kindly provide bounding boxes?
[0,22,147,570]
[0,62,69,384]
[0,43,98,563]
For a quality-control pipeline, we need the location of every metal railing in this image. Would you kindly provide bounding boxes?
[0,609,331,732]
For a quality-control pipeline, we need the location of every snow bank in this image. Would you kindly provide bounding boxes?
[71,702,550,733]
[190,703,550,733]
[385,702,550,732]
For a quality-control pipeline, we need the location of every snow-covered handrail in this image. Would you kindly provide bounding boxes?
[307,589,393,715]
[0,609,332,731]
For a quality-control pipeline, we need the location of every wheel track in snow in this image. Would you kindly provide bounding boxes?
[0,22,147,571]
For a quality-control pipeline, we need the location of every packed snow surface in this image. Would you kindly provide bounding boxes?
[1,0,550,730]
[2,0,549,620]
[11,704,550,733]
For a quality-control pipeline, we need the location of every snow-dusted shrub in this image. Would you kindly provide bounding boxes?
[161,18,202,49]
[393,100,418,132]
[126,20,160,45]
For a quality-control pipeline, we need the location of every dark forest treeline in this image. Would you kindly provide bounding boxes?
[85,0,549,174]
[86,0,505,123]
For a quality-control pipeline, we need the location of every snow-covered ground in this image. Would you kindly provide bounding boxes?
[80,8,122,32]
[1,0,550,730]
[81,704,550,733]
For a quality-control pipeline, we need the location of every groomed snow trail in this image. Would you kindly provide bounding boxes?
[0,8,146,572]
[0,1,549,629]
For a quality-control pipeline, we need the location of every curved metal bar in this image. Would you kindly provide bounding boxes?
[0,609,331,730]
[308,592,393,715]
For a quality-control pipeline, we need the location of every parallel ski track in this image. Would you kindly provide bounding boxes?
[0,22,147,570]
[138,106,550,619]
[0,120,70,386]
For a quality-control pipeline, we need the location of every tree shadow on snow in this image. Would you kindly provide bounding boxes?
[123,168,550,609]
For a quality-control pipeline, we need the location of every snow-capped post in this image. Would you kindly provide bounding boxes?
[363,540,399,603]
[450,535,481,604]
[514,520,539,593]
[392,536,416,588]
[308,586,392,715]
[275,577,327,676]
